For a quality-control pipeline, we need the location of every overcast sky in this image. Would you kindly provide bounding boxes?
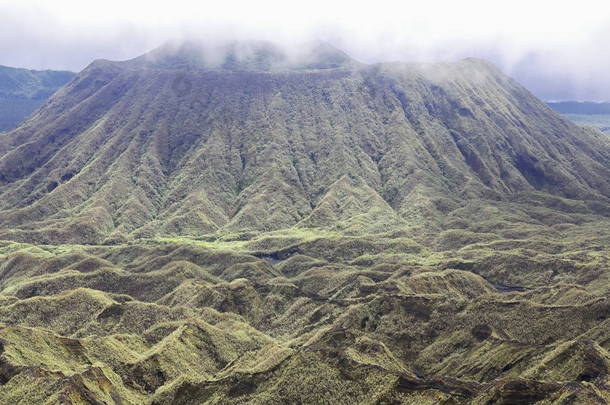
[1,0,610,101]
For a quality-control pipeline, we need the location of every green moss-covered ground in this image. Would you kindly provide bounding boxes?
[0,215,608,403]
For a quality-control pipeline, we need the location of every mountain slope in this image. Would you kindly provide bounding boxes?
[0,65,75,131]
[0,42,609,404]
[0,42,608,244]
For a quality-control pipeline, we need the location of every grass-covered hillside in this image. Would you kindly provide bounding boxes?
[0,42,608,244]
[0,42,608,404]
[0,65,74,132]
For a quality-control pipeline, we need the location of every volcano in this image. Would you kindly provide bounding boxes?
[0,41,608,404]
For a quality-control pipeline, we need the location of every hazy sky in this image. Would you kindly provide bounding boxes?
[1,0,610,101]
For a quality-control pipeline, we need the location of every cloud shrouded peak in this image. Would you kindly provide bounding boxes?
[122,40,357,72]
[1,0,610,100]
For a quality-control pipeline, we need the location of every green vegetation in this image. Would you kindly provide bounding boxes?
[0,42,608,403]
[0,65,74,131]
[0,227,608,404]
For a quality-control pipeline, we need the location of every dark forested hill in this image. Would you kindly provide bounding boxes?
[0,65,74,131]
[0,42,608,404]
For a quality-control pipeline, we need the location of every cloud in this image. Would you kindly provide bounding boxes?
[1,0,609,100]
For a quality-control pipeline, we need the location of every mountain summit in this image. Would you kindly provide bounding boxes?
[124,40,357,71]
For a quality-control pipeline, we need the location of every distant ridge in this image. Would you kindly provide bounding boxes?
[0,65,75,131]
[547,100,610,114]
